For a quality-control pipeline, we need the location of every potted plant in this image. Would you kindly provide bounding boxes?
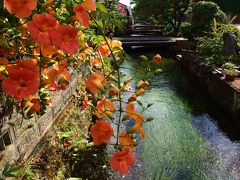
[224,68,238,81]
[222,62,236,70]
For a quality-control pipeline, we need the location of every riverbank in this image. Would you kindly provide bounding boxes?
[181,50,240,121]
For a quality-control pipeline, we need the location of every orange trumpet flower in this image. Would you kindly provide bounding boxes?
[4,0,37,18]
[90,120,113,145]
[109,147,135,174]
[73,4,90,28]
[51,25,79,54]
[95,97,115,118]
[85,71,106,95]
[28,14,58,47]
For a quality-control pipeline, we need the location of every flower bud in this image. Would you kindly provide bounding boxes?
[136,80,149,89]
[128,95,137,102]
[135,88,145,96]
[109,84,120,97]
[152,54,161,64]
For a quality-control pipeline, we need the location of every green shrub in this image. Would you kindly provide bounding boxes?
[217,24,240,46]
[192,1,226,34]
[179,22,193,39]
[182,1,226,39]
[196,35,224,65]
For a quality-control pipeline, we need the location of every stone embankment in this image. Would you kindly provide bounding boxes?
[181,50,240,120]
[0,70,79,169]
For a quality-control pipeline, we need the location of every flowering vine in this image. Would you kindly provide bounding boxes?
[0,0,157,175]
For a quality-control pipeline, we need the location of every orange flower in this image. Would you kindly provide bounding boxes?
[129,115,145,138]
[119,131,134,148]
[73,4,89,28]
[48,82,59,91]
[28,14,58,47]
[0,47,15,57]
[152,54,161,64]
[85,71,106,95]
[125,76,133,83]
[125,102,140,120]
[11,59,39,77]
[51,25,79,54]
[2,67,39,100]
[26,98,41,115]
[4,0,37,18]
[128,95,137,102]
[58,61,71,82]
[34,46,55,57]
[135,88,145,96]
[82,0,96,12]
[0,48,9,57]
[96,42,111,57]
[95,97,115,118]
[122,83,131,92]
[112,40,122,48]
[90,120,113,145]
[136,80,149,89]
[109,147,135,174]
[109,84,120,97]
[0,57,9,65]
[91,57,101,69]
[81,95,88,110]
[43,68,59,86]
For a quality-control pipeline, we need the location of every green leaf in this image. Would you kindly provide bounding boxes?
[146,117,154,121]
[96,3,107,14]
[93,35,105,45]
[2,163,20,178]
[103,56,110,64]
[57,131,73,139]
[137,100,143,106]
[0,37,9,48]
[147,103,154,108]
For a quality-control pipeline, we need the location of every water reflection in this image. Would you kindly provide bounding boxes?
[120,54,240,179]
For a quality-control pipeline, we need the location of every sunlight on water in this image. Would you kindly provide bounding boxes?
[121,53,240,180]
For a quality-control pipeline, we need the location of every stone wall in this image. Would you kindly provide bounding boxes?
[181,50,240,120]
[0,69,81,169]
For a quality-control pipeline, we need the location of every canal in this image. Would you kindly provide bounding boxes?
[117,51,240,179]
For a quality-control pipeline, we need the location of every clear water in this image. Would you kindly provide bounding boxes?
[120,53,240,180]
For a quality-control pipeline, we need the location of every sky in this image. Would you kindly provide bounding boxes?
[119,0,130,6]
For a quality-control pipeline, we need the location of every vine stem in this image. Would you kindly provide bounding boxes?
[88,12,123,145]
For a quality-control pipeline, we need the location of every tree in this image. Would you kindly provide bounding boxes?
[180,1,226,39]
[133,0,191,35]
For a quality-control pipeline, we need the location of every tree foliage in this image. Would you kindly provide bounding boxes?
[133,0,191,35]
[180,1,226,39]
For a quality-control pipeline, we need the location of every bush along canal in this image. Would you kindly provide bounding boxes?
[115,52,240,179]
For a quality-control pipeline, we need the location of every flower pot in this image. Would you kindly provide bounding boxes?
[225,74,235,81]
